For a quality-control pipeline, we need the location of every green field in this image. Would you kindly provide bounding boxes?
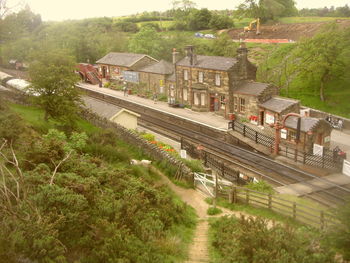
[279,16,350,24]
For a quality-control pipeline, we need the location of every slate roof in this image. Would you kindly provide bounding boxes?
[83,96,122,119]
[167,72,176,82]
[176,55,237,71]
[260,97,299,113]
[139,60,174,75]
[235,81,270,96]
[284,116,324,132]
[96,52,157,67]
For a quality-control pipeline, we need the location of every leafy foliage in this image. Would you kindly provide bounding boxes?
[328,200,350,260]
[245,180,274,194]
[28,50,82,129]
[207,207,222,215]
[0,105,196,262]
[257,24,350,117]
[210,216,335,263]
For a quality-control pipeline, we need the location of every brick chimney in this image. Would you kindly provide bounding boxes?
[185,45,197,66]
[237,42,249,79]
[237,42,248,62]
[172,48,179,64]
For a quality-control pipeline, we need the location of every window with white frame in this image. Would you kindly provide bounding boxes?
[239,98,245,113]
[194,92,199,105]
[215,73,221,86]
[183,89,188,101]
[201,93,206,106]
[233,97,238,111]
[184,69,188,80]
[198,71,204,83]
[220,95,225,110]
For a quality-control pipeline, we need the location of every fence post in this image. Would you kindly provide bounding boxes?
[268,193,272,209]
[303,152,306,164]
[204,152,208,166]
[292,202,296,220]
[180,137,183,149]
[245,189,249,204]
[320,211,325,230]
[232,120,235,130]
[221,163,225,177]
[232,186,237,203]
[255,131,258,143]
[243,125,246,137]
[322,155,325,168]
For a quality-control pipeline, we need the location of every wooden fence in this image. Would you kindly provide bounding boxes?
[229,120,343,171]
[222,186,337,229]
[228,120,274,148]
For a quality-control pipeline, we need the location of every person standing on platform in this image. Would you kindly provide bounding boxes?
[123,81,128,97]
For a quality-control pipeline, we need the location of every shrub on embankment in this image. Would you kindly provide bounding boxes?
[210,215,336,263]
[0,101,196,262]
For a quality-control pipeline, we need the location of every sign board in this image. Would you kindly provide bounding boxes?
[313,143,324,156]
[280,129,287,139]
[265,112,275,124]
[180,150,187,159]
[300,108,310,117]
[343,160,350,177]
[122,71,139,83]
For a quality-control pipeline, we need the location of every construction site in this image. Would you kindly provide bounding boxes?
[227,18,350,43]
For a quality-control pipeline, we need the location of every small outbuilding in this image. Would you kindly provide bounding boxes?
[281,116,332,152]
[83,96,140,130]
[259,96,300,126]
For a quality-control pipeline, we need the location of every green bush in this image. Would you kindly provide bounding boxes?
[210,216,335,263]
[245,180,274,194]
[158,94,168,102]
[140,133,155,142]
[207,207,222,215]
[182,159,205,173]
[104,82,111,88]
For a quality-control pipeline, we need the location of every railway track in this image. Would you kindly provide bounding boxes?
[79,86,350,207]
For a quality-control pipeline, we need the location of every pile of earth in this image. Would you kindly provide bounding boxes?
[227,19,350,41]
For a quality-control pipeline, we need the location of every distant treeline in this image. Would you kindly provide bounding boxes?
[299,5,350,17]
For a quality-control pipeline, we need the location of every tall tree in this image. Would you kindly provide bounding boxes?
[295,23,347,101]
[28,50,81,127]
[237,0,297,21]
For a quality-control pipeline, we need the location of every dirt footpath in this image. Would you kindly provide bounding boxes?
[154,168,270,263]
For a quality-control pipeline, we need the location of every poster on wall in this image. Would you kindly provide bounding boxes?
[281,129,287,139]
[122,71,139,83]
[313,144,324,156]
[265,112,275,124]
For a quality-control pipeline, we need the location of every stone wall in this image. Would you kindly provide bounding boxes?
[80,110,194,184]
[139,72,167,95]
[303,106,350,131]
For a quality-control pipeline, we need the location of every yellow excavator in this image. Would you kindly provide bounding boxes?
[244,18,261,35]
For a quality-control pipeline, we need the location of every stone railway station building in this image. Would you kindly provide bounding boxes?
[95,44,332,151]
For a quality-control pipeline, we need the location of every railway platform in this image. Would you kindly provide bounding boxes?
[275,173,350,196]
[78,82,229,130]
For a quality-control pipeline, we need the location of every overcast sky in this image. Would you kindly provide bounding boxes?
[8,0,350,21]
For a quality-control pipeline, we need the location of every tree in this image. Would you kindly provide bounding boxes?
[329,200,350,260]
[209,13,234,30]
[210,33,238,57]
[128,26,163,59]
[237,0,297,21]
[187,8,212,30]
[295,23,347,101]
[28,50,81,127]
